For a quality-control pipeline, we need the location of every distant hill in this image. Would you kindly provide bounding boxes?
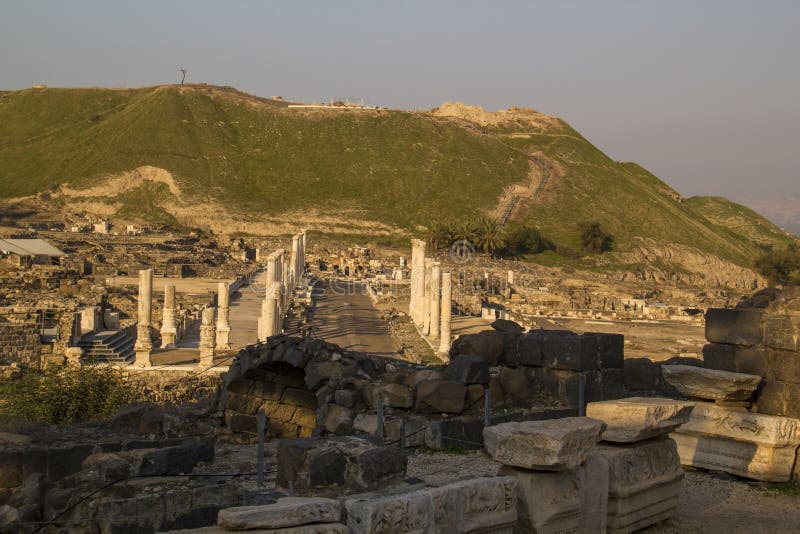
[0,84,796,285]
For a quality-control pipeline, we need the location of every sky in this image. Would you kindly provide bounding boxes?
[1,1,798,229]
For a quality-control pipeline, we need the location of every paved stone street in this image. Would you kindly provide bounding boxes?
[306,279,400,357]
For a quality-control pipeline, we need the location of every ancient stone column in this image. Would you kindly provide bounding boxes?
[430,265,441,339]
[216,281,231,350]
[291,235,300,289]
[199,306,216,367]
[277,282,287,334]
[160,284,177,348]
[266,254,277,293]
[507,269,515,287]
[409,239,426,326]
[422,258,433,335]
[134,268,153,367]
[438,272,452,357]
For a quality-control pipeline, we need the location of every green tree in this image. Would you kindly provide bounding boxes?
[755,244,800,286]
[504,224,554,256]
[474,217,505,256]
[578,221,614,253]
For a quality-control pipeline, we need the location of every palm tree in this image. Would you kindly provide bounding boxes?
[474,216,505,256]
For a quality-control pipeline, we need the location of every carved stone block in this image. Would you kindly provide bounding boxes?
[594,437,683,533]
[586,397,694,443]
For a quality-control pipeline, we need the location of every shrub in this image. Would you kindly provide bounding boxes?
[0,364,140,425]
[578,222,614,253]
[504,225,554,256]
[755,245,800,286]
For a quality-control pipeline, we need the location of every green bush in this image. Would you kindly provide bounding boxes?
[0,364,140,425]
[755,245,800,286]
[578,221,614,253]
[504,224,554,256]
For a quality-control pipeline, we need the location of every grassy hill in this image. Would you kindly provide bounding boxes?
[0,84,795,271]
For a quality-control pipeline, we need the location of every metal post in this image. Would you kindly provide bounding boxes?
[400,419,406,450]
[484,387,492,428]
[256,408,266,487]
[376,399,384,442]
[289,480,295,497]
[578,374,586,416]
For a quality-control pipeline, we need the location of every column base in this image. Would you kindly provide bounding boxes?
[134,350,152,367]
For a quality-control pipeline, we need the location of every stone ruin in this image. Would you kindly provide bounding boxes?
[4,286,800,532]
[176,396,694,533]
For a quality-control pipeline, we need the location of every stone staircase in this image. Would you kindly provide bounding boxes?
[78,330,135,362]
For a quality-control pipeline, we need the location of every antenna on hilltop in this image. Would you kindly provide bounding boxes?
[179,68,187,85]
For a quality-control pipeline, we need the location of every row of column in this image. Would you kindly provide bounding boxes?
[257,231,307,342]
[134,268,234,368]
[409,239,453,356]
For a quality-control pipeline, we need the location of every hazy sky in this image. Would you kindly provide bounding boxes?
[1,1,798,207]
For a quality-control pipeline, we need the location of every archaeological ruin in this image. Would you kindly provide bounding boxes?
[2,229,800,533]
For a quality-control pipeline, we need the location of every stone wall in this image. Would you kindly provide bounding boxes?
[122,367,224,405]
[702,288,800,418]
[449,327,626,408]
[0,322,41,368]
[218,326,623,442]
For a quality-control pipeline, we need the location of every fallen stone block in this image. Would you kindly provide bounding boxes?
[595,437,683,534]
[345,488,434,534]
[415,380,466,414]
[276,436,407,494]
[483,417,605,471]
[586,397,694,443]
[375,383,414,409]
[217,497,340,530]
[443,355,490,385]
[671,402,800,481]
[705,308,763,346]
[499,452,607,534]
[427,476,517,533]
[661,364,761,401]
[449,330,506,365]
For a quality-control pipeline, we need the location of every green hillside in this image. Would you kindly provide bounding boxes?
[0,84,794,269]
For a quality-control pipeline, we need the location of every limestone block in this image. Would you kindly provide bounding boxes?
[766,349,800,384]
[705,308,763,346]
[217,498,340,529]
[586,397,694,443]
[443,354,490,385]
[595,437,683,534]
[671,402,800,481]
[764,314,800,352]
[662,364,762,401]
[345,489,434,534]
[483,417,605,471]
[500,452,607,534]
[426,476,517,533]
[415,380,466,414]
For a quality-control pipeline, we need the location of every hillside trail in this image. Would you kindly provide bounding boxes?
[428,115,555,226]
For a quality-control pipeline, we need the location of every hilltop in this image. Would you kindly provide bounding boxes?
[0,84,796,286]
